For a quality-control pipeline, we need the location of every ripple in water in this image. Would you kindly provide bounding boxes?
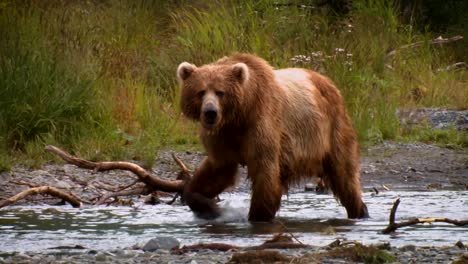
[0,190,466,252]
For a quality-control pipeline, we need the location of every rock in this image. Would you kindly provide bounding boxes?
[143,237,180,252]
[455,240,466,249]
[400,245,417,252]
[397,108,468,130]
[95,252,110,262]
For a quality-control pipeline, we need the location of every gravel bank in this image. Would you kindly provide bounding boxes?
[0,243,466,263]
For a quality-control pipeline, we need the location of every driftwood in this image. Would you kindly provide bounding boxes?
[172,233,308,254]
[382,198,468,234]
[0,145,192,208]
[385,35,463,60]
[96,186,152,205]
[0,186,81,208]
[45,145,185,192]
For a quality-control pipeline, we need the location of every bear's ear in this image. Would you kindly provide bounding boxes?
[177,62,197,81]
[232,63,249,84]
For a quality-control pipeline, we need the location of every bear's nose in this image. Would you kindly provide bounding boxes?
[203,106,218,124]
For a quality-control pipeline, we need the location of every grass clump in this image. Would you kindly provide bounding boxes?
[0,6,98,151]
[318,243,396,264]
[401,126,468,148]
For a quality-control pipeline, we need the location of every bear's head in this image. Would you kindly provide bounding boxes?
[177,61,249,131]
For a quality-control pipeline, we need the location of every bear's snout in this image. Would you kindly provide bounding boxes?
[203,104,218,125]
[201,92,221,129]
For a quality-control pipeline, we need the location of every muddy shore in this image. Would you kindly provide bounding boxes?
[0,141,467,263]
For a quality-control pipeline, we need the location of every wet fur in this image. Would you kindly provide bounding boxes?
[178,53,368,221]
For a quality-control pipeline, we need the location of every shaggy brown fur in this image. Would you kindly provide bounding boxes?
[177,53,368,222]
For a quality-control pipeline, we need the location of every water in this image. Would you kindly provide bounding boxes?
[0,190,467,252]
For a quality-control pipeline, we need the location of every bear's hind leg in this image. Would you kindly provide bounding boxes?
[322,155,369,219]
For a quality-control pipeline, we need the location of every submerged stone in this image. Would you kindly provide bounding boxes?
[143,237,180,252]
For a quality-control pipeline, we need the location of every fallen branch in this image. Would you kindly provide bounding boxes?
[45,145,185,193]
[0,186,81,208]
[385,35,463,60]
[1,146,192,208]
[382,198,468,234]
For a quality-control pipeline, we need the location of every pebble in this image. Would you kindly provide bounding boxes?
[143,237,181,251]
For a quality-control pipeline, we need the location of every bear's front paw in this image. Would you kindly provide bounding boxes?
[182,191,221,220]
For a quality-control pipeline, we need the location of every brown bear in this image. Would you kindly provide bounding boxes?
[177,53,368,222]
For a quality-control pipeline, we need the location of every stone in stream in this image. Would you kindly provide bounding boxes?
[143,237,180,252]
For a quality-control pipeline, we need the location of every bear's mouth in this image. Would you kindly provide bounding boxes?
[201,119,219,130]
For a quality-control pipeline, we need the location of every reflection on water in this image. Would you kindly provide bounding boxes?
[0,190,466,252]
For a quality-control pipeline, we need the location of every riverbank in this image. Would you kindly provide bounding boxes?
[0,240,466,263]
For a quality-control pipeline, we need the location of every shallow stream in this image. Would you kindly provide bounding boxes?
[1,190,467,253]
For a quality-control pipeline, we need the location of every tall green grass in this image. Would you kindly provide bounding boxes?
[174,0,466,143]
[0,1,197,170]
[0,0,466,171]
[0,6,97,149]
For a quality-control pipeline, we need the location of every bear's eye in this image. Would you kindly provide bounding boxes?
[215,91,225,98]
[196,90,205,99]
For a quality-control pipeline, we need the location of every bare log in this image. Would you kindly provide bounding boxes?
[385,35,463,60]
[45,145,184,193]
[0,186,81,208]
[172,153,192,174]
[382,198,468,234]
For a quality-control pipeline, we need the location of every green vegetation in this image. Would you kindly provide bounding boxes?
[0,0,466,170]
[400,126,468,148]
[324,243,396,264]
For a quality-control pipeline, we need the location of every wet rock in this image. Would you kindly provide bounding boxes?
[94,252,110,262]
[455,241,466,249]
[143,237,180,252]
